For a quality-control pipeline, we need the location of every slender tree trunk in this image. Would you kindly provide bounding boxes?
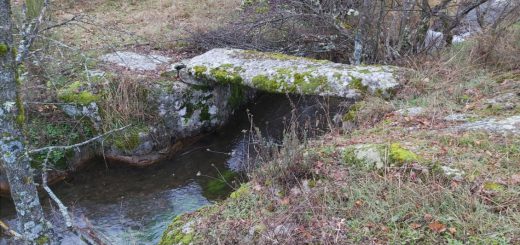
[0,0,51,243]
[352,0,370,65]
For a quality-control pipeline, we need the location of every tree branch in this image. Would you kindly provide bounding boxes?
[29,125,131,154]
[16,0,49,64]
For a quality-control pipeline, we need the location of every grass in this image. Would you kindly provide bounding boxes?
[50,0,241,50]
[160,27,520,244]
[163,128,520,244]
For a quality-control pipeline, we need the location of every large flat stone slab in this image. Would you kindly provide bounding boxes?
[184,48,401,99]
[101,51,171,71]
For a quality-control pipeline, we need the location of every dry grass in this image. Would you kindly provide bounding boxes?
[167,126,520,244]
[51,0,241,50]
[161,26,520,244]
[99,75,150,131]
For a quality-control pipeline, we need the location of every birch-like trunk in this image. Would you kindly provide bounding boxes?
[352,0,371,65]
[0,0,51,243]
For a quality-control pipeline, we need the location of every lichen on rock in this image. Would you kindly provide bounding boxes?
[185,48,401,99]
[159,215,197,245]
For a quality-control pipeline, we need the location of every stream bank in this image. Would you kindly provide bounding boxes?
[0,93,346,244]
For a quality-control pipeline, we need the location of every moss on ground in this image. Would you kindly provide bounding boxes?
[389,143,419,165]
[57,81,100,105]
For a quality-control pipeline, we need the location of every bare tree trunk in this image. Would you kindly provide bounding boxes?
[0,0,51,243]
[396,0,415,55]
[352,0,370,65]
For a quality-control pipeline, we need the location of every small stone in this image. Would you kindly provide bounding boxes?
[396,107,424,117]
[444,113,476,122]
[441,166,465,181]
[354,144,385,169]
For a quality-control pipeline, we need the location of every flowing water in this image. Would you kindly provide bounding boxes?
[0,94,345,244]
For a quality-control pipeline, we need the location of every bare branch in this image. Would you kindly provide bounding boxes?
[16,0,50,64]
[29,125,131,154]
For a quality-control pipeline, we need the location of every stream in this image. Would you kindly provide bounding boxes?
[0,94,345,244]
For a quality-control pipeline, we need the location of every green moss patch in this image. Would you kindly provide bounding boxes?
[239,50,329,64]
[203,170,238,199]
[252,75,281,92]
[349,76,368,94]
[0,43,8,56]
[57,81,100,105]
[193,65,208,79]
[159,216,196,245]
[112,125,148,152]
[389,143,418,165]
[252,70,330,94]
[210,66,243,84]
[230,183,250,199]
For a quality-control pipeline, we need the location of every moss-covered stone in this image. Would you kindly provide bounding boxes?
[389,143,418,165]
[112,126,147,151]
[349,76,368,94]
[252,75,281,92]
[193,65,208,79]
[159,216,196,245]
[210,67,243,84]
[230,183,250,199]
[187,48,401,99]
[0,43,8,56]
[342,144,385,169]
[57,81,100,105]
[240,49,328,63]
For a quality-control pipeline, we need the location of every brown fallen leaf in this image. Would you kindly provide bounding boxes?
[424,213,433,222]
[410,223,422,229]
[428,221,446,233]
[380,225,389,233]
[511,174,520,185]
[355,200,363,207]
[448,227,457,235]
[280,197,290,205]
